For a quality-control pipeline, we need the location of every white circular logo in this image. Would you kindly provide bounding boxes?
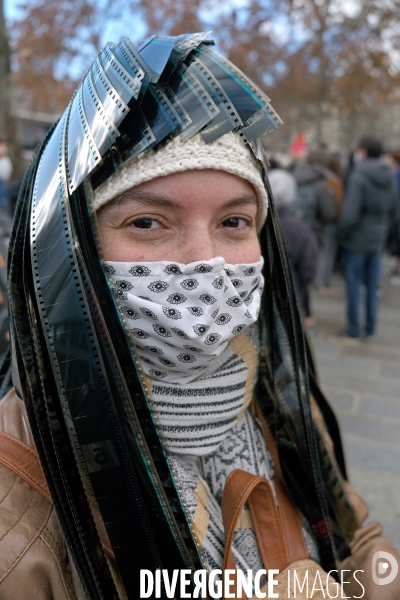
[372,551,398,586]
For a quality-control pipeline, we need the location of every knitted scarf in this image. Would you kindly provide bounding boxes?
[144,323,319,584]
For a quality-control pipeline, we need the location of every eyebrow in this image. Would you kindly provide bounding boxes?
[111,191,258,210]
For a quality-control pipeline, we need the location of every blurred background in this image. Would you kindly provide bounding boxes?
[2,0,400,169]
[0,0,400,546]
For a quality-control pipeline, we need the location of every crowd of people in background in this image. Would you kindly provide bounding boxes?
[267,135,400,339]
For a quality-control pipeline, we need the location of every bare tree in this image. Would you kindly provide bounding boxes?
[129,0,400,148]
[260,0,400,148]
[8,0,400,152]
[0,0,21,174]
[12,0,100,113]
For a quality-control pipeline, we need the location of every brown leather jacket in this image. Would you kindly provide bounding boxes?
[1,388,399,599]
[0,389,86,599]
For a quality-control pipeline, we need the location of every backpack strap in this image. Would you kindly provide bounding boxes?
[0,431,51,503]
[221,406,309,598]
[254,402,309,564]
[222,469,288,573]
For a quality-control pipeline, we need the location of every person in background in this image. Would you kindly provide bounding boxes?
[385,150,400,285]
[386,150,400,194]
[0,139,12,356]
[337,136,398,338]
[291,149,338,242]
[343,150,356,192]
[320,153,344,289]
[0,138,12,213]
[268,168,319,333]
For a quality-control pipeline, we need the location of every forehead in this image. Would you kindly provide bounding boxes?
[107,169,258,211]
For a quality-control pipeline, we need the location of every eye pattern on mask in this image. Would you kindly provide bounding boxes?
[187,306,203,316]
[243,267,256,276]
[204,333,221,345]
[212,276,224,289]
[141,307,158,320]
[167,293,187,304]
[148,281,169,293]
[239,291,247,299]
[245,310,253,319]
[232,325,246,334]
[140,356,156,365]
[193,324,209,336]
[129,265,151,277]
[131,328,150,339]
[181,278,199,291]
[215,313,232,325]
[164,264,182,275]
[104,264,116,274]
[114,280,133,300]
[224,268,234,276]
[226,296,243,307]
[121,306,140,320]
[194,264,213,273]
[145,346,164,355]
[183,345,204,353]
[177,353,196,363]
[171,327,190,339]
[153,324,172,338]
[232,279,243,288]
[244,294,253,305]
[159,358,176,367]
[199,293,217,305]
[162,307,182,320]
[149,370,167,378]
[211,307,219,319]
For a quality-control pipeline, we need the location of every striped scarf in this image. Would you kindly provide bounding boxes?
[144,323,318,578]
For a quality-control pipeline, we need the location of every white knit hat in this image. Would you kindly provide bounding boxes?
[92,131,269,228]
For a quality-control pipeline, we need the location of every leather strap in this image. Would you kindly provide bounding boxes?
[0,431,51,503]
[221,406,308,599]
[254,402,308,564]
[222,470,288,572]
[0,431,116,560]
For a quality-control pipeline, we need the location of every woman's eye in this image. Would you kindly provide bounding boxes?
[221,217,247,229]
[131,218,159,229]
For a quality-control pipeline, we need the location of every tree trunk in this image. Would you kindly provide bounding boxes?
[0,0,22,176]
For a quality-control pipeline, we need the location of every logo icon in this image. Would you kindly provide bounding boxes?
[372,551,398,585]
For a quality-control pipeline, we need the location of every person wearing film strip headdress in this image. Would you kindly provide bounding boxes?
[0,33,399,600]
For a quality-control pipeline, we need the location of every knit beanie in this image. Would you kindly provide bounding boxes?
[92,131,269,229]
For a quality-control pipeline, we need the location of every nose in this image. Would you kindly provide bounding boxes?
[177,227,215,263]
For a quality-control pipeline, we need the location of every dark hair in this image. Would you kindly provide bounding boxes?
[358,136,383,158]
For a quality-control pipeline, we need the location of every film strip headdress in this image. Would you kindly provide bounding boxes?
[5,33,358,599]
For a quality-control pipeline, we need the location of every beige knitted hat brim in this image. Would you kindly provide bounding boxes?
[92,131,268,228]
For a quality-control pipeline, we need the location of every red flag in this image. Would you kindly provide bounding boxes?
[289,132,307,158]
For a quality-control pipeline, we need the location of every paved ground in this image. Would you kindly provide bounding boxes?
[309,256,400,550]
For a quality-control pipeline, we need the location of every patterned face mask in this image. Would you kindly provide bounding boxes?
[106,256,264,384]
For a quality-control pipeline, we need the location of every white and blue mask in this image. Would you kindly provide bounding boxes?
[106,256,264,384]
